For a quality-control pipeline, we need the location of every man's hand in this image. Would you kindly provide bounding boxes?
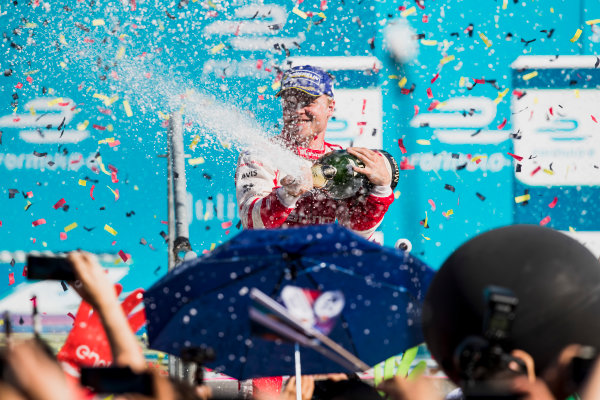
[347,147,392,187]
[281,163,313,197]
[67,251,118,310]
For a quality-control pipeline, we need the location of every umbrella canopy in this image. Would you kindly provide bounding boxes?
[144,224,435,380]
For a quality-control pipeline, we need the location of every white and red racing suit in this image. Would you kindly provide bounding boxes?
[235,142,394,240]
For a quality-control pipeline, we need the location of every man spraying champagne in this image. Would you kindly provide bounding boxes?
[235,65,395,240]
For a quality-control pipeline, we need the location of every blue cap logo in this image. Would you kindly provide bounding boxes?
[276,65,335,98]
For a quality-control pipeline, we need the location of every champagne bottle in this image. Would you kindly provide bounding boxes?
[311,150,399,200]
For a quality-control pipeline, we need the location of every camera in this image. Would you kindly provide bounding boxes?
[454,286,525,399]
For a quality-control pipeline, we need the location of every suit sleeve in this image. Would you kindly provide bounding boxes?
[235,152,301,229]
[336,185,394,239]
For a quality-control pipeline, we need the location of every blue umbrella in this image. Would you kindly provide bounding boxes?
[144,224,435,380]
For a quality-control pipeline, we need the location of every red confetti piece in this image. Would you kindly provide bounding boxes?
[111,241,117,246]
[497,117,507,130]
[108,164,118,173]
[108,140,121,147]
[549,107,553,116]
[118,250,129,262]
[414,105,420,116]
[12,117,20,122]
[70,155,82,164]
[98,107,112,115]
[398,6,406,11]
[400,88,411,94]
[8,273,14,286]
[112,188,120,201]
[32,219,46,227]
[130,0,136,11]
[67,312,76,321]
[54,198,66,209]
[427,100,440,111]
[531,166,541,176]
[93,124,106,130]
[320,0,327,10]
[256,59,263,69]
[540,216,551,226]
[83,38,95,43]
[111,171,119,183]
[474,78,485,84]
[26,191,33,198]
[221,221,233,229]
[426,87,433,99]
[357,121,367,126]
[15,82,23,89]
[416,0,425,9]
[431,73,439,84]
[507,152,523,161]
[513,90,524,97]
[60,232,67,240]
[428,199,436,211]
[400,157,415,170]
[422,14,429,23]
[398,138,407,154]
[361,99,367,114]
[258,95,264,100]
[22,266,27,276]
[548,197,558,208]
[90,185,96,200]
[592,115,598,123]
[225,230,230,235]
[26,75,33,83]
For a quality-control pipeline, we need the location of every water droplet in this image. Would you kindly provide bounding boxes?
[182,315,190,324]
[190,308,197,316]
[239,286,249,296]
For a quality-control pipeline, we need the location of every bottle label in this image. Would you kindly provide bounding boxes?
[311,164,327,188]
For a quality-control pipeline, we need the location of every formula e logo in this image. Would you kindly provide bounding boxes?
[0,97,90,144]
[75,345,110,367]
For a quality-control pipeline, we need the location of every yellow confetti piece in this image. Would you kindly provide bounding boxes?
[59,61,67,68]
[421,234,431,241]
[189,157,205,166]
[459,77,466,87]
[107,186,119,200]
[93,93,110,102]
[92,19,105,26]
[471,155,487,163]
[523,71,538,80]
[78,179,87,186]
[210,243,216,251]
[479,32,492,47]
[257,86,268,93]
[445,209,454,216]
[158,111,170,121]
[29,107,36,115]
[106,124,114,132]
[42,242,47,248]
[271,81,281,90]
[77,120,89,131]
[550,7,554,13]
[59,34,67,45]
[105,95,119,106]
[64,222,78,232]
[210,43,226,54]
[317,12,326,19]
[569,226,576,232]
[96,155,112,176]
[440,55,455,65]
[570,29,582,42]
[123,100,133,117]
[543,168,554,175]
[575,89,580,98]
[586,19,600,25]
[398,77,407,88]
[134,185,139,191]
[424,211,428,228]
[421,39,438,46]
[394,190,401,199]
[416,139,431,145]
[189,135,201,150]
[292,7,308,19]
[48,97,64,106]
[104,224,117,236]
[98,137,115,144]
[388,75,399,79]
[207,0,216,8]
[400,6,416,17]
[493,88,510,104]
[116,46,126,60]
[502,0,508,9]
[24,200,32,210]
[24,23,37,28]
[24,69,40,76]
[514,194,531,203]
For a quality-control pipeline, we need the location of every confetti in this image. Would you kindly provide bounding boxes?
[24,201,32,211]
[78,179,87,186]
[440,55,455,65]
[64,222,78,232]
[32,219,46,227]
[586,19,600,25]
[421,39,438,46]
[118,250,129,262]
[421,234,430,241]
[442,209,454,218]
[400,6,416,17]
[530,166,541,176]
[8,273,14,286]
[416,139,431,145]
[514,194,531,203]
[523,71,538,81]
[90,185,96,200]
[221,221,233,229]
[400,157,415,170]
[497,118,507,130]
[428,199,436,211]
[292,7,308,19]
[548,197,558,208]
[54,198,66,209]
[123,100,133,117]
[478,32,492,47]
[444,184,456,192]
[476,192,486,201]
[104,224,118,236]
[92,19,105,26]
[398,138,407,154]
[107,186,120,201]
[570,29,582,42]
[507,152,523,161]
[540,216,551,226]
[60,232,67,240]
[398,77,407,88]
[189,157,205,166]
[426,87,433,98]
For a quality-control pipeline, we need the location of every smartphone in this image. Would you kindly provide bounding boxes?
[80,367,154,396]
[26,255,76,281]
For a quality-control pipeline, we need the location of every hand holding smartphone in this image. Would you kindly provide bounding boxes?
[26,255,77,281]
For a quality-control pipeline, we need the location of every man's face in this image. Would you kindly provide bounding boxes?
[281,89,334,142]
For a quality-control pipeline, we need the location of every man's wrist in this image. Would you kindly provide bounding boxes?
[369,184,393,197]
[276,187,300,208]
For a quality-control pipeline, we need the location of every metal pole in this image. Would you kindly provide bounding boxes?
[167,110,197,383]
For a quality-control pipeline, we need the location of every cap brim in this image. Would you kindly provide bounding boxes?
[275,86,322,98]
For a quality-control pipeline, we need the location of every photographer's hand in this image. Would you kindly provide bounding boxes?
[377,376,441,400]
